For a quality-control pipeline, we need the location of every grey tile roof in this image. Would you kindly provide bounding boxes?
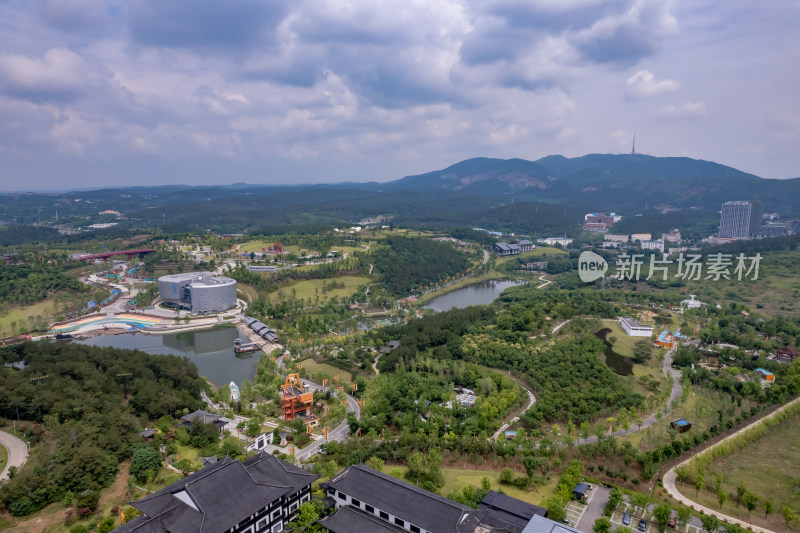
[116,453,318,533]
[322,465,487,533]
[320,505,408,533]
[479,490,547,530]
[521,515,584,533]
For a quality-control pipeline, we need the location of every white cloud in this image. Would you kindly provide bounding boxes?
[657,101,707,119]
[626,70,679,99]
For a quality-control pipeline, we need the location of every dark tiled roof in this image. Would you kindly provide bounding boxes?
[521,515,584,533]
[322,465,486,533]
[117,453,318,533]
[320,506,407,533]
[479,491,547,533]
[480,490,546,518]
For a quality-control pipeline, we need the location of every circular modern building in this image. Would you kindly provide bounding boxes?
[157,272,237,313]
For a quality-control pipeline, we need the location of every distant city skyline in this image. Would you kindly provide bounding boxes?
[0,1,798,191]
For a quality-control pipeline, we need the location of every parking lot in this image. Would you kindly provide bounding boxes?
[609,503,701,533]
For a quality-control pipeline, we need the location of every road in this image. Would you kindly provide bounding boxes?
[0,430,29,482]
[274,356,361,461]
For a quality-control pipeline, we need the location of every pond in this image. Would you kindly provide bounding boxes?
[424,280,527,312]
[76,326,258,387]
[595,328,634,376]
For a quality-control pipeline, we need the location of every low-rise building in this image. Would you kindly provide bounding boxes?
[537,237,573,247]
[641,239,664,252]
[493,242,521,256]
[604,234,629,243]
[662,229,681,243]
[321,464,550,533]
[619,317,654,337]
[630,233,652,243]
[117,453,318,533]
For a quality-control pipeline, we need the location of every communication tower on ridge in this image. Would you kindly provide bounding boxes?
[631,134,637,155]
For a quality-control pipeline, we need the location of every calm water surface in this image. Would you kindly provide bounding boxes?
[424,280,526,312]
[76,327,257,387]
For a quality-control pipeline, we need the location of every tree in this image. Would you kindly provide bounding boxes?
[653,504,672,533]
[764,499,774,520]
[699,514,720,533]
[129,444,162,483]
[633,339,654,363]
[696,471,705,497]
[365,456,384,472]
[743,492,759,517]
[734,484,746,507]
[631,492,652,516]
[675,508,692,531]
[407,452,424,484]
[782,505,796,526]
[717,488,727,509]
[287,501,323,532]
[593,517,612,533]
[499,467,515,485]
[546,496,567,523]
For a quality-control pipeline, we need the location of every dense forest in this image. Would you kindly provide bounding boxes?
[373,292,643,426]
[0,262,88,307]
[371,237,472,296]
[0,342,203,516]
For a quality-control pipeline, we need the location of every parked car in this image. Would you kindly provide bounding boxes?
[562,519,570,525]
[638,520,648,532]
[623,513,632,526]
[668,518,676,529]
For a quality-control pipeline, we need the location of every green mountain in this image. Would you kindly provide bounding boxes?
[387,154,800,215]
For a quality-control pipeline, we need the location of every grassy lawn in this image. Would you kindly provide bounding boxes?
[386,465,558,507]
[619,386,735,450]
[296,359,353,385]
[268,276,370,303]
[237,282,258,302]
[494,247,567,267]
[601,319,641,358]
[692,411,800,521]
[0,443,7,474]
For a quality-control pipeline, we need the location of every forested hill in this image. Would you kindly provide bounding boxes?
[385,154,800,215]
[0,342,204,516]
[4,153,799,234]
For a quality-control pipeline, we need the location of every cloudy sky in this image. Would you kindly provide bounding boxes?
[1,0,798,190]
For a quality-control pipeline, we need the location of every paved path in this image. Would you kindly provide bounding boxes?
[536,274,552,289]
[572,348,681,445]
[662,396,800,533]
[0,430,28,482]
[492,387,536,440]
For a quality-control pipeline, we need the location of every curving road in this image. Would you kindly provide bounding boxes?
[275,356,361,461]
[574,348,681,444]
[0,430,28,482]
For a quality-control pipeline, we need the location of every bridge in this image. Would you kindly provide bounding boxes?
[75,248,156,262]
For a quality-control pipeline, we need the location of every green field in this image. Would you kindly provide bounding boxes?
[601,319,642,357]
[0,299,60,337]
[296,359,353,385]
[268,276,370,303]
[386,465,557,507]
[682,412,800,531]
[495,246,568,266]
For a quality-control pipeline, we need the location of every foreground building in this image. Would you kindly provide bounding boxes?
[321,464,548,533]
[117,453,317,533]
[157,272,237,313]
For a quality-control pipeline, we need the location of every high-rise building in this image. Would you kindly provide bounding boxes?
[719,201,762,239]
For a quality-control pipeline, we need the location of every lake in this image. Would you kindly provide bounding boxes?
[76,326,258,387]
[424,280,526,312]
